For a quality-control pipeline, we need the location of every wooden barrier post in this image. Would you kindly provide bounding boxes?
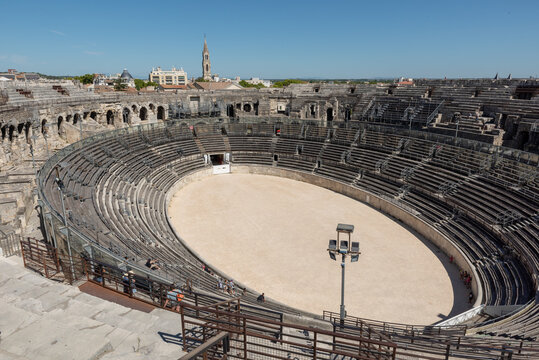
[242,317,247,360]
[180,305,186,351]
[42,251,49,278]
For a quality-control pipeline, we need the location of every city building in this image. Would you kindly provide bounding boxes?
[119,69,135,88]
[157,84,187,92]
[149,67,188,86]
[191,81,242,90]
[202,37,211,80]
[244,77,272,88]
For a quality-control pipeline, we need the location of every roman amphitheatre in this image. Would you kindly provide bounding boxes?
[0,78,538,359]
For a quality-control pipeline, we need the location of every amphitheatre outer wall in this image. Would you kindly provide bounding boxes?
[165,165,480,324]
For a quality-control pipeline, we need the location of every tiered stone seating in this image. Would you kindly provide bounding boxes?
[194,124,226,153]
[40,123,539,343]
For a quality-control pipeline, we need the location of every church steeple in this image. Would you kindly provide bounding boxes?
[202,36,211,80]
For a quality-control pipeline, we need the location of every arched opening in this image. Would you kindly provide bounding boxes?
[206,64,209,72]
[131,104,137,112]
[139,107,148,120]
[243,103,252,112]
[8,125,15,141]
[90,111,97,120]
[344,108,352,121]
[149,103,155,111]
[327,108,334,122]
[24,122,31,141]
[516,131,530,150]
[41,119,47,134]
[73,113,81,125]
[83,112,89,119]
[17,123,24,134]
[1,126,6,140]
[106,110,114,125]
[227,104,235,117]
[57,116,64,133]
[122,108,130,123]
[157,106,165,120]
[66,114,72,123]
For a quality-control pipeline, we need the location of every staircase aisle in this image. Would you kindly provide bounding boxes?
[0,255,185,360]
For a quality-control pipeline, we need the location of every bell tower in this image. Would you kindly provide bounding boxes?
[202,36,211,80]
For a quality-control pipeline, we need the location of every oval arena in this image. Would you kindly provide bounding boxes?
[1,81,538,359]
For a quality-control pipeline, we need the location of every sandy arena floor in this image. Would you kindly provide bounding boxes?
[168,173,470,324]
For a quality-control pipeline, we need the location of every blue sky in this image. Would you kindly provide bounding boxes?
[0,0,537,79]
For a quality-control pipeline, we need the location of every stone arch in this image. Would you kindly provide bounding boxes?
[8,125,15,141]
[24,122,31,141]
[243,103,252,112]
[1,125,6,140]
[41,119,48,134]
[106,110,114,125]
[157,106,165,120]
[122,107,130,123]
[139,106,148,121]
[17,123,24,134]
[149,103,155,111]
[327,108,334,122]
[66,114,72,123]
[90,111,97,120]
[57,116,64,134]
[131,104,137,112]
[73,113,81,125]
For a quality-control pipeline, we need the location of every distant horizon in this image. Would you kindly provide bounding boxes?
[1,1,538,79]
[16,72,535,82]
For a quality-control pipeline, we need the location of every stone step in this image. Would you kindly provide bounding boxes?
[0,312,114,360]
[0,256,186,358]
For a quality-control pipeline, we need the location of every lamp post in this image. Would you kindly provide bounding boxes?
[327,223,360,325]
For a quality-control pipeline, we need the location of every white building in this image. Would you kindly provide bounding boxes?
[244,77,271,88]
[149,67,188,86]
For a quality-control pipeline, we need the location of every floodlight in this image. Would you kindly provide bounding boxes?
[351,242,360,253]
[329,252,336,261]
[340,240,349,253]
[350,254,359,262]
[337,223,354,233]
[328,240,337,251]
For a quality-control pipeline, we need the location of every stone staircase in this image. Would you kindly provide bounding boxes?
[194,138,205,153]
[0,256,186,359]
[0,166,36,233]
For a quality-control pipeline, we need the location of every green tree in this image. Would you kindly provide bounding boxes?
[134,79,146,90]
[135,79,160,90]
[114,78,127,91]
[73,73,94,84]
[195,77,208,82]
[272,79,306,88]
[239,80,265,89]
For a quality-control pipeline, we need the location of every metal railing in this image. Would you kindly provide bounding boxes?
[180,301,397,360]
